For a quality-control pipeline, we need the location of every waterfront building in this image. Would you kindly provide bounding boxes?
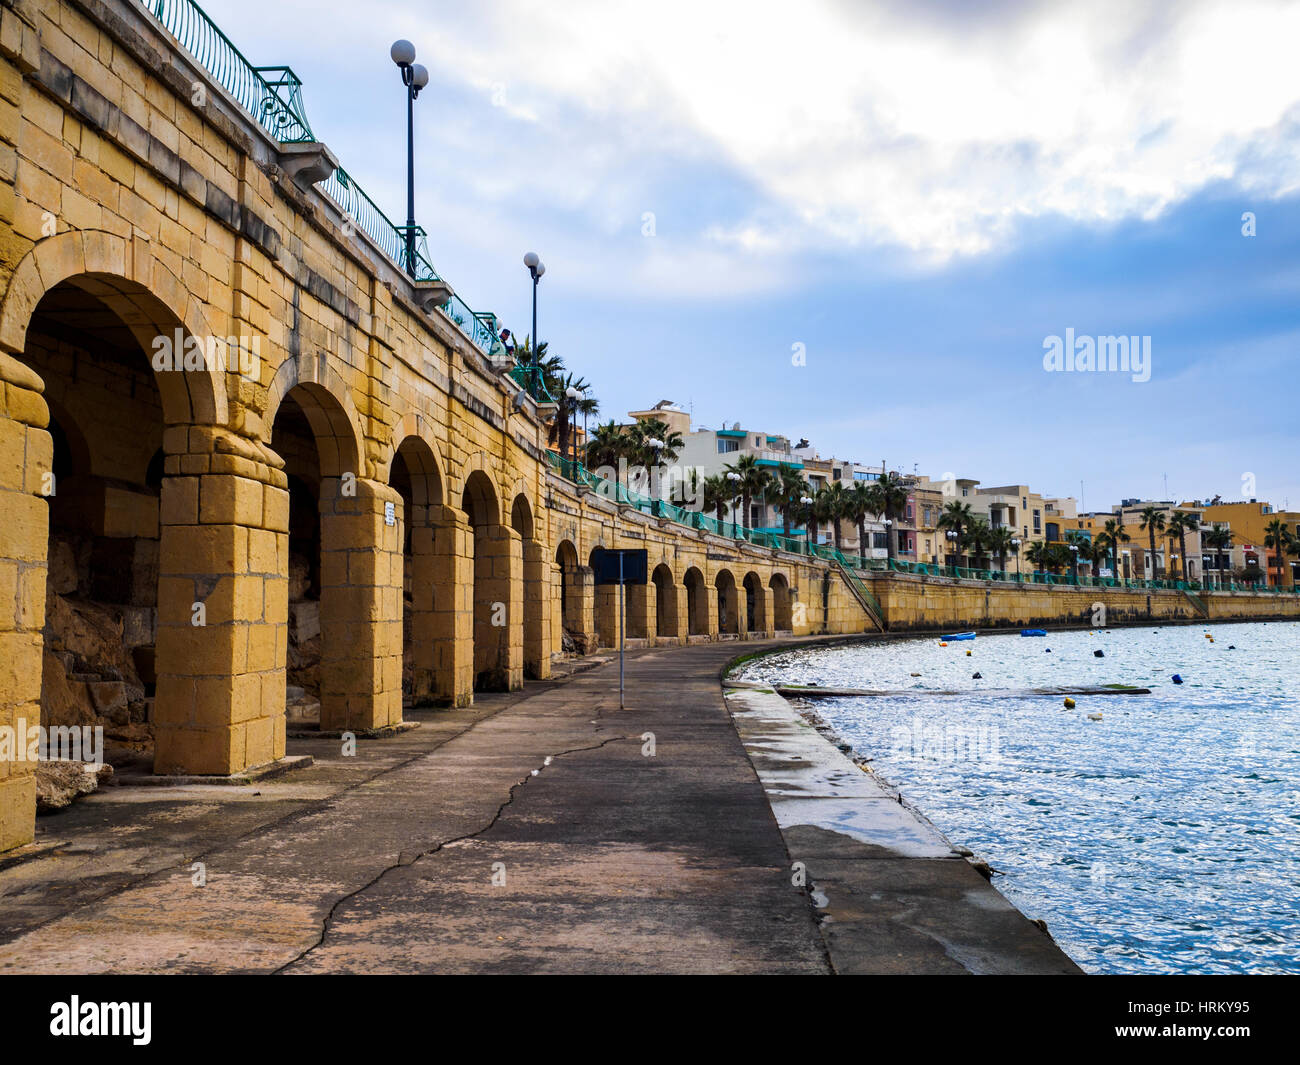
[1195,500,1300,587]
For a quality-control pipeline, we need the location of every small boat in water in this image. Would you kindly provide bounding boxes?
[942,631,976,641]
[1021,628,1047,637]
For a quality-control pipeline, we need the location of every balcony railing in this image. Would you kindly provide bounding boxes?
[143,0,529,378]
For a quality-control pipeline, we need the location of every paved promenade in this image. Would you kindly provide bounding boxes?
[0,638,1077,974]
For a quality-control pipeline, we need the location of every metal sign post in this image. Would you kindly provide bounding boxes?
[592,548,647,711]
[619,551,625,709]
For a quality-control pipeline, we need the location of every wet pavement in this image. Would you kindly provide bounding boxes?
[0,637,1080,973]
[0,642,829,974]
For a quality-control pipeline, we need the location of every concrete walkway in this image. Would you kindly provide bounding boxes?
[0,641,830,974]
[0,637,1081,974]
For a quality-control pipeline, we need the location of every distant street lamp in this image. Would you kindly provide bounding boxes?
[522,252,546,396]
[1011,537,1021,578]
[564,385,581,476]
[801,495,814,553]
[1069,543,1080,583]
[390,40,429,277]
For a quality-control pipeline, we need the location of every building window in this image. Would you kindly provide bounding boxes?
[717,439,738,454]
[1033,509,1041,533]
[961,487,968,497]
[832,468,841,481]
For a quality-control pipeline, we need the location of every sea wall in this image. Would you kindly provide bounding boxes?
[867,572,1300,632]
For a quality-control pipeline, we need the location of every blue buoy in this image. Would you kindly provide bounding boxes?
[1094,649,1104,657]
[1172,674,1183,684]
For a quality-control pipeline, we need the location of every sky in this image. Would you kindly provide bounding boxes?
[206,0,1300,512]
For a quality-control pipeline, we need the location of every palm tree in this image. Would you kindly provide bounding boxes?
[964,517,992,570]
[937,499,975,568]
[809,484,837,550]
[1139,506,1166,579]
[1101,517,1130,576]
[1166,510,1199,582]
[1085,538,1110,578]
[845,481,874,565]
[627,418,683,468]
[1024,539,1047,576]
[865,472,912,565]
[821,481,850,553]
[771,464,807,540]
[986,526,1016,574]
[702,475,734,527]
[585,421,630,487]
[1264,518,1292,588]
[545,370,596,471]
[723,454,772,537]
[1202,525,1233,587]
[1044,542,1073,574]
[1063,530,1089,581]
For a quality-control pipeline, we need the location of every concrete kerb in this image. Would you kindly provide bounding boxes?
[718,642,1085,975]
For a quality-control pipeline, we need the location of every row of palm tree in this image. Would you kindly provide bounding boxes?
[584,418,686,484]
[526,338,600,466]
[1264,518,1297,588]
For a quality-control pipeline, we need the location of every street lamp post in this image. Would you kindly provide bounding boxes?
[390,41,428,277]
[801,496,814,555]
[523,252,546,395]
[564,385,581,479]
[1069,543,1079,583]
[1011,537,1021,579]
[945,529,958,573]
[647,438,664,515]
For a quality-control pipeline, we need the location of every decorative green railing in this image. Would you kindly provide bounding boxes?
[147,2,315,142]
[543,452,1300,599]
[143,0,532,379]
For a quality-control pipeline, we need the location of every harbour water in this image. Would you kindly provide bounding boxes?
[735,621,1300,974]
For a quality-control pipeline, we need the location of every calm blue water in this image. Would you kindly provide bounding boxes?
[737,621,1300,974]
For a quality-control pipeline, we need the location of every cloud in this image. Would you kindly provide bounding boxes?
[373,0,1300,262]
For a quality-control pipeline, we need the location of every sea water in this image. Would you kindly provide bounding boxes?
[736,620,1300,974]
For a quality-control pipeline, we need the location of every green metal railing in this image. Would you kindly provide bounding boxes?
[545,450,1300,600]
[143,0,538,386]
[148,2,315,142]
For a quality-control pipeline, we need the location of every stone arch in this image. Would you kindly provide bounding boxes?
[264,352,363,478]
[389,434,447,705]
[589,546,617,648]
[684,565,708,636]
[456,451,507,527]
[379,410,448,498]
[0,229,228,426]
[510,493,534,540]
[463,469,520,690]
[770,571,794,631]
[511,492,547,678]
[743,571,767,634]
[715,568,740,635]
[652,562,679,638]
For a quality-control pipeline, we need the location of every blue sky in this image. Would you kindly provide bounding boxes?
[208,0,1300,512]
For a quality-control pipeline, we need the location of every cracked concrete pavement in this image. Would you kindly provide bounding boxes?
[0,642,832,974]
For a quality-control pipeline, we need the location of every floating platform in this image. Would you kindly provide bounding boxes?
[770,684,1151,699]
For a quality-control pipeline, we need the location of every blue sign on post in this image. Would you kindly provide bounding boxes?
[589,549,647,708]
[591,548,647,585]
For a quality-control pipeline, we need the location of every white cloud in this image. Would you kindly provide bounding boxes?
[206,0,1300,291]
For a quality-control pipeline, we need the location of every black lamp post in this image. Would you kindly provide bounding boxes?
[565,385,581,478]
[391,40,428,277]
[523,251,545,394]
